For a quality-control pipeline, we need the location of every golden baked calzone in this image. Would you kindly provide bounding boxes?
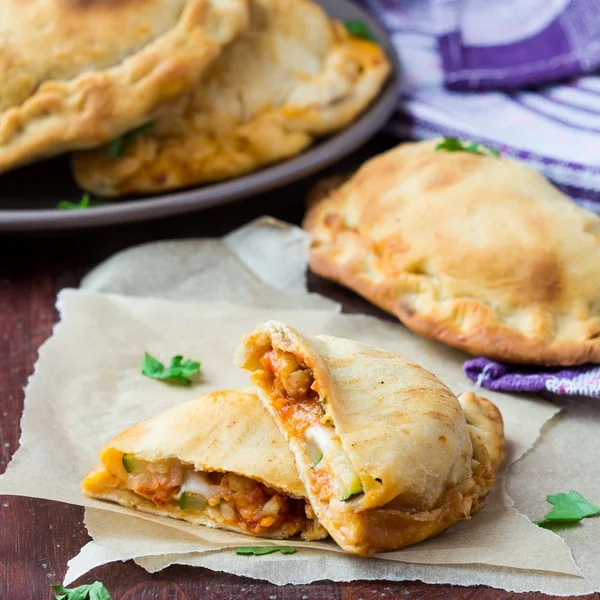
[0,0,249,174]
[82,390,327,541]
[303,140,600,365]
[236,321,504,555]
[71,0,390,196]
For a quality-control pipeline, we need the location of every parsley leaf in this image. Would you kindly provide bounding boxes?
[57,193,101,210]
[51,581,113,600]
[236,546,297,556]
[343,20,375,42]
[110,122,155,157]
[535,491,599,526]
[435,137,501,158]
[141,352,201,386]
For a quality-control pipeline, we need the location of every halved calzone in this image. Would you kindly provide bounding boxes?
[0,0,249,174]
[71,0,390,196]
[303,140,600,366]
[82,390,327,541]
[236,321,504,555]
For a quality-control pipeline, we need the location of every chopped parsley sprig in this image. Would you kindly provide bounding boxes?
[141,352,201,386]
[535,491,599,527]
[57,193,104,210]
[343,20,375,42]
[110,122,155,157]
[236,546,297,556]
[435,137,500,158]
[52,581,113,600]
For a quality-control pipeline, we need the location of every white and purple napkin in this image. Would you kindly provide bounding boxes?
[360,0,600,213]
[359,0,600,395]
[464,358,600,397]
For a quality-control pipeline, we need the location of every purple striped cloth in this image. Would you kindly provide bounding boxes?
[464,358,600,398]
[359,0,600,212]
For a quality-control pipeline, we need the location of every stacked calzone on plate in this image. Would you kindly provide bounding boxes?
[304,140,600,366]
[84,322,504,556]
[0,0,390,193]
[72,0,390,196]
[0,0,249,173]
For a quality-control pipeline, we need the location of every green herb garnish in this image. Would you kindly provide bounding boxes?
[57,193,100,210]
[534,491,599,526]
[110,122,155,157]
[236,546,297,556]
[435,137,500,158]
[141,352,201,386]
[52,581,113,600]
[343,20,375,42]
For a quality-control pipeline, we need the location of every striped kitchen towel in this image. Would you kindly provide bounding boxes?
[464,358,600,398]
[361,0,600,212]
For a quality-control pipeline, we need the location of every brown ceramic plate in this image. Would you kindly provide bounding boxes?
[0,0,400,231]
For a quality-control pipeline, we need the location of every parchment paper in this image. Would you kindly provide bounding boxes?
[0,290,581,591]
[127,402,600,596]
[2,218,599,595]
[81,216,338,311]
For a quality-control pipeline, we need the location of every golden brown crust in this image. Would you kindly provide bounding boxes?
[458,392,505,472]
[85,389,307,498]
[237,321,504,556]
[71,0,390,196]
[304,141,600,366]
[335,393,503,556]
[0,0,249,173]
[343,486,478,555]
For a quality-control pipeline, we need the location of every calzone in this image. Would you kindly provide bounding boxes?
[71,0,390,196]
[236,321,504,556]
[82,390,327,541]
[303,140,600,365]
[0,0,249,174]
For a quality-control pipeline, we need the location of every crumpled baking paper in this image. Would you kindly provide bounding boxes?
[81,216,338,311]
[1,218,598,595]
[0,290,579,589]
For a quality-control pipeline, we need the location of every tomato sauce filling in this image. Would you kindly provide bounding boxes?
[260,349,324,436]
[258,349,339,503]
[115,457,320,538]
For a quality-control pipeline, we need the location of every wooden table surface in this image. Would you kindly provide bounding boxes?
[0,135,592,600]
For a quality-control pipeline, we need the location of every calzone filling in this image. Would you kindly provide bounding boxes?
[88,454,324,539]
[256,349,363,504]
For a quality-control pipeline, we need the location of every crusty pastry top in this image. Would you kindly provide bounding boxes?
[71,0,391,196]
[0,0,249,173]
[304,140,600,366]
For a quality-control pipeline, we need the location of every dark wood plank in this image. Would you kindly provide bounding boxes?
[0,135,594,599]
